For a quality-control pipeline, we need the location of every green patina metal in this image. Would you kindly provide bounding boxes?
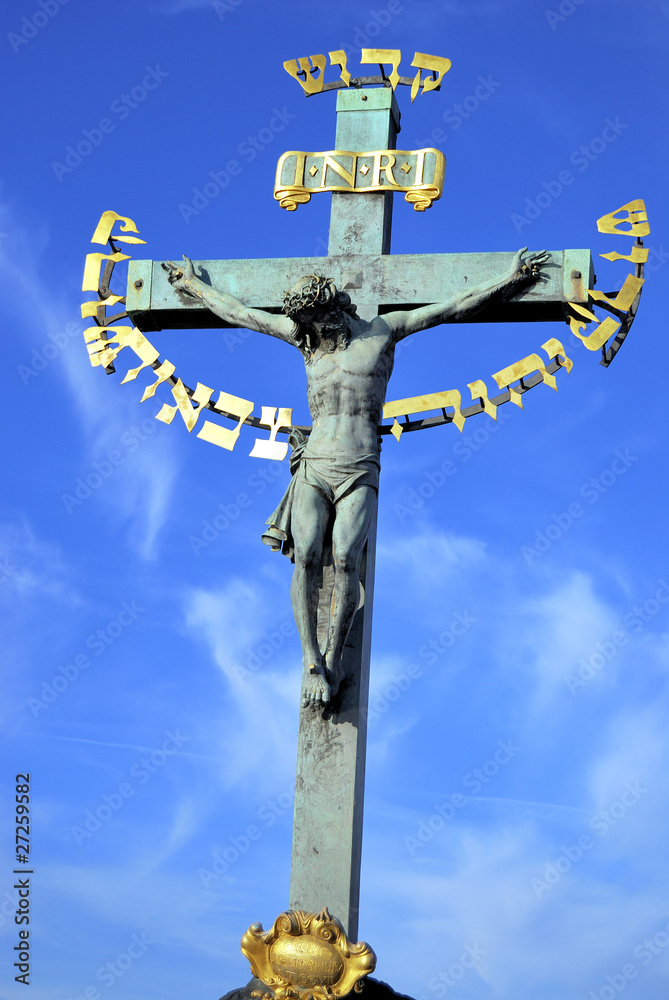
[125,85,588,942]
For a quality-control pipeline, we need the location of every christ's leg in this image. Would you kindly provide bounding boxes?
[290,481,333,708]
[326,486,376,699]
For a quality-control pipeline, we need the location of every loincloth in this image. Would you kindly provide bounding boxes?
[261,450,380,562]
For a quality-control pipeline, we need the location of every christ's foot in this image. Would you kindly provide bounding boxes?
[325,650,346,701]
[301,663,331,709]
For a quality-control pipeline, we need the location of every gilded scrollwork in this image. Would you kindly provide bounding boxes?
[241,908,376,1000]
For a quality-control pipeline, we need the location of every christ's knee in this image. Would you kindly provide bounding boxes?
[294,543,322,573]
[333,547,362,578]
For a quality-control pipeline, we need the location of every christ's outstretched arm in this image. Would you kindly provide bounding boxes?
[383,247,550,342]
[162,255,298,345]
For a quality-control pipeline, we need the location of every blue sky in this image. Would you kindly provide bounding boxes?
[1,1,668,999]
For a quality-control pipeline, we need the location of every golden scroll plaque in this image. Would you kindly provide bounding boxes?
[241,909,376,1000]
[274,148,445,212]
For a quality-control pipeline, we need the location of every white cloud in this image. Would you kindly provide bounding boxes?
[184,580,300,792]
[0,200,179,560]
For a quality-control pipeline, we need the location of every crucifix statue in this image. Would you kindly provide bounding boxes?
[81,45,647,998]
[162,247,548,711]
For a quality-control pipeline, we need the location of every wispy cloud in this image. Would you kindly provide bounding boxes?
[184,579,300,792]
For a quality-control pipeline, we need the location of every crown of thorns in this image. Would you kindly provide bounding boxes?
[282,274,337,319]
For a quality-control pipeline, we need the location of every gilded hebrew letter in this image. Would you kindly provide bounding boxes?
[197,391,254,452]
[81,294,125,318]
[360,48,401,90]
[90,211,144,246]
[249,406,293,460]
[596,199,650,238]
[329,50,351,87]
[156,380,214,432]
[83,324,158,374]
[492,352,558,407]
[283,55,327,95]
[466,379,497,420]
[140,360,177,401]
[410,52,451,102]
[383,389,465,435]
[82,252,131,292]
[588,274,644,313]
[568,313,621,352]
[83,325,134,369]
[541,338,573,375]
[599,245,649,264]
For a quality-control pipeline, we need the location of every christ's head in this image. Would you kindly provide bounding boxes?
[282,274,358,362]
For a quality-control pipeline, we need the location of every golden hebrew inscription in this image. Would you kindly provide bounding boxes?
[197,391,255,452]
[140,359,176,401]
[599,245,649,264]
[383,339,573,438]
[156,380,214,432]
[491,338,573,407]
[384,388,465,440]
[282,54,327,95]
[328,50,351,87]
[274,148,445,212]
[282,49,450,97]
[466,379,497,421]
[588,274,644,313]
[82,251,131,291]
[249,406,293,460]
[90,211,145,246]
[596,199,649,238]
[410,52,451,102]
[360,48,401,89]
[80,294,125,318]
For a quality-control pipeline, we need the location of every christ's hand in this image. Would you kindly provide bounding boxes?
[162,254,198,293]
[510,247,551,283]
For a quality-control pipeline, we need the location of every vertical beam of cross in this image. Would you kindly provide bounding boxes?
[288,88,399,942]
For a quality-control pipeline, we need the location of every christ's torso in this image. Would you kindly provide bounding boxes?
[305,318,394,458]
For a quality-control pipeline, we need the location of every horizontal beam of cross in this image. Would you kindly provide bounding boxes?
[127,248,593,331]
